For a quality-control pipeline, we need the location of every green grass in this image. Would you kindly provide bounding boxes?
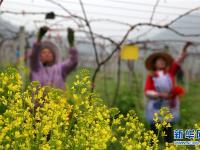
[67,67,200,129]
[176,81,200,128]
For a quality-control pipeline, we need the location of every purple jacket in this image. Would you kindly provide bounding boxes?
[30,41,78,89]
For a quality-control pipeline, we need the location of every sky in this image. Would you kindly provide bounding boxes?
[1,0,200,41]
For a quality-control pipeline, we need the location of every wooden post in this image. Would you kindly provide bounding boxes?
[19,26,26,64]
[143,43,148,106]
[18,26,26,88]
[184,58,190,92]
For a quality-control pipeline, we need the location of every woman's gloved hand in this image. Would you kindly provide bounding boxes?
[37,26,49,42]
[67,27,75,47]
[182,41,193,52]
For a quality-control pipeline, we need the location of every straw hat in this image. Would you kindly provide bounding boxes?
[145,52,174,70]
[40,41,60,64]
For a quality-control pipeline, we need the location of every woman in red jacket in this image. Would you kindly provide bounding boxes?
[144,42,192,142]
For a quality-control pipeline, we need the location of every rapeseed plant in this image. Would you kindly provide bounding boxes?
[0,67,199,149]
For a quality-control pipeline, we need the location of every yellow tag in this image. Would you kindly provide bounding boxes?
[120,44,139,60]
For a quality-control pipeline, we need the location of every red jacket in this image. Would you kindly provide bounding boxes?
[145,62,184,108]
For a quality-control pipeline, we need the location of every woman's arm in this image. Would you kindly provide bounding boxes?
[145,75,159,98]
[175,42,192,65]
[30,26,49,72]
[30,42,42,71]
[61,27,78,78]
[61,47,78,78]
[170,42,192,75]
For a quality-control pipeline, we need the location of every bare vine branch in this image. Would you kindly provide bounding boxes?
[2,2,200,94]
[0,10,74,20]
[89,18,132,27]
[79,0,100,65]
[112,52,121,105]
[150,0,160,23]
[46,0,84,27]
[167,6,200,26]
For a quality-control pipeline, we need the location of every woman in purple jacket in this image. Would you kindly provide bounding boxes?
[30,26,78,90]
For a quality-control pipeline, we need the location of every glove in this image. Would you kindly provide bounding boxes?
[67,27,75,47]
[182,41,193,52]
[37,26,49,41]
